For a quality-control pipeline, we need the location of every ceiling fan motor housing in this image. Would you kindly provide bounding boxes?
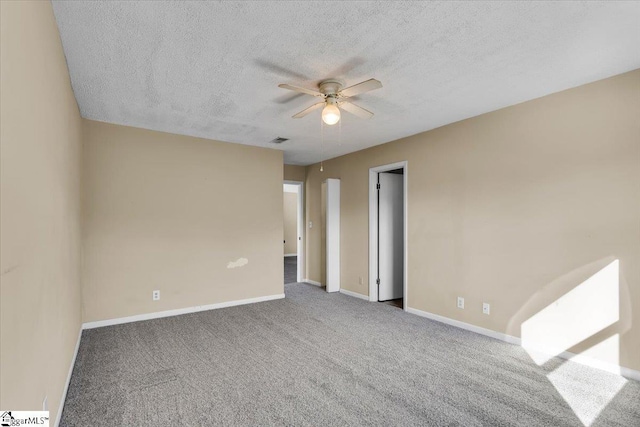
[325,96,338,106]
[319,79,343,96]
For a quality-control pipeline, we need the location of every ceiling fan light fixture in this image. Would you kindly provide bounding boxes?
[280,78,381,122]
[322,103,340,125]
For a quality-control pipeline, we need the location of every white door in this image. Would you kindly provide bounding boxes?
[325,179,340,293]
[378,172,403,301]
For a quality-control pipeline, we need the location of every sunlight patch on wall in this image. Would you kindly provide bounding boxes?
[547,335,626,426]
[574,331,621,369]
[521,260,619,365]
[227,257,249,269]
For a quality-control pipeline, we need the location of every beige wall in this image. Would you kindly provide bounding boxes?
[305,70,640,372]
[0,1,83,420]
[82,120,284,322]
[284,164,306,182]
[283,192,298,255]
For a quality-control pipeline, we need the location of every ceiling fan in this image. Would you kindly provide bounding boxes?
[278,78,382,125]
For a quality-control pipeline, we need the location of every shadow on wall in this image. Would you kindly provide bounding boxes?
[507,257,633,426]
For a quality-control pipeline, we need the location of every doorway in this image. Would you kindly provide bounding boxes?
[283,181,304,284]
[369,162,407,310]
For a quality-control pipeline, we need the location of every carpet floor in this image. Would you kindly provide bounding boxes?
[284,256,297,284]
[61,283,639,426]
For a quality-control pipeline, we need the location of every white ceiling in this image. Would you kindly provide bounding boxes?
[52,1,640,165]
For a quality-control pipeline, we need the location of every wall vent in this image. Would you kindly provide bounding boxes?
[269,137,289,144]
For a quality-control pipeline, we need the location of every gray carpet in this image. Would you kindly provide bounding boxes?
[284,256,297,284]
[61,283,640,426]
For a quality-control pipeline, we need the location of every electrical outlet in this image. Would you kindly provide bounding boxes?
[359,276,363,285]
[43,395,48,411]
[483,303,490,315]
[457,297,464,309]
[309,221,313,229]
[152,290,160,301]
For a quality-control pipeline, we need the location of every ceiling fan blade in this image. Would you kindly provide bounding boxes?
[292,102,325,118]
[278,83,323,97]
[338,101,374,119]
[338,78,382,98]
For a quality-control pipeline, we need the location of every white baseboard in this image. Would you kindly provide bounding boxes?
[406,306,640,382]
[82,293,285,329]
[303,279,322,287]
[406,307,521,345]
[56,327,82,427]
[284,253,297,257]
[521,343,640,381]
[339,288,369,301]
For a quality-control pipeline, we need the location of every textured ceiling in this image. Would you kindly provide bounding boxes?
[52,1,640,165]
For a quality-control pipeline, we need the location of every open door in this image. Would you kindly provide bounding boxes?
[378,172,404,301]
[324,178,340,293]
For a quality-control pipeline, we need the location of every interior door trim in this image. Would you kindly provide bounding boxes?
[368,161,408,310]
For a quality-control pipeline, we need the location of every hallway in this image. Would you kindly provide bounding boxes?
[284,256,297,284]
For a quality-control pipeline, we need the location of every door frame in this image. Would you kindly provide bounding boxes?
[368,161,408,310]
[284,180,304,283]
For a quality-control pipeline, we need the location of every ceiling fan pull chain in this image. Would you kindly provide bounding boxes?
[320,117,324,172]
